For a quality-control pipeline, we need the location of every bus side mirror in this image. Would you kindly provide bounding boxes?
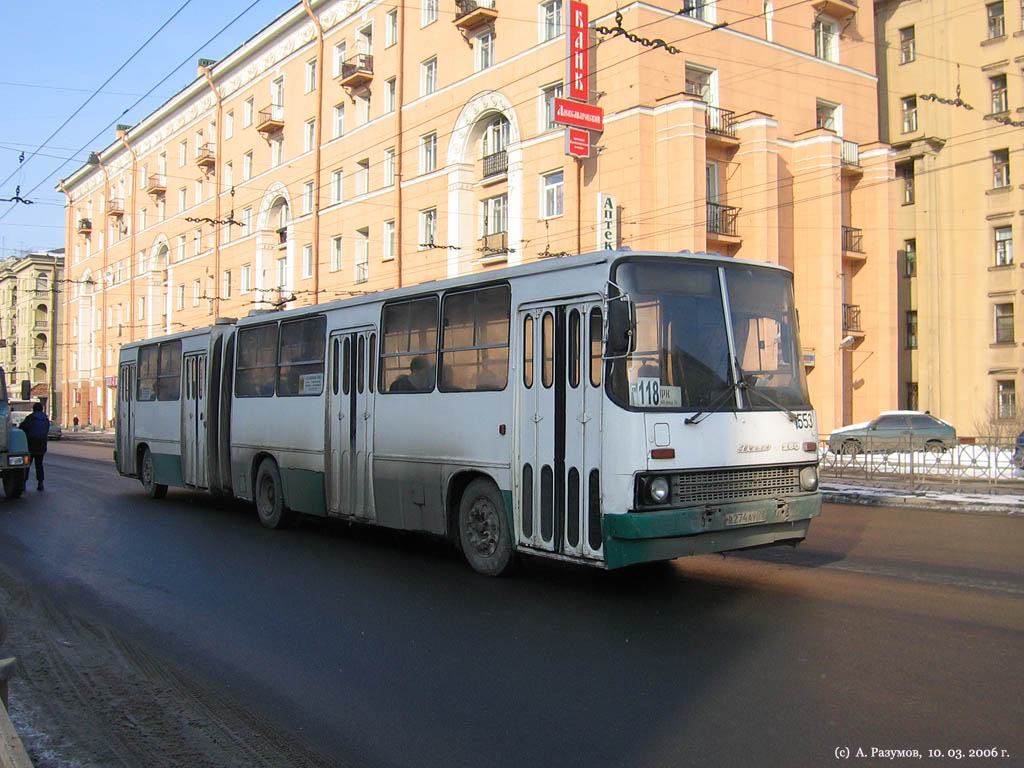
[20,380,30,400]
[606,297,634,358]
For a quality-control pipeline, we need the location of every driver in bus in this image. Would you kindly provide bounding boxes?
[390,355,433,392]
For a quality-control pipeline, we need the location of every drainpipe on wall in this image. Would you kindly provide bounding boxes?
[200,64,224,318]
[57,180,72,426]
[302,0,326,304]
[88,154,110,428]
[117,130,138,343]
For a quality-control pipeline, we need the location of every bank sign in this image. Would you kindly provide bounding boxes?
[556,1,602,158]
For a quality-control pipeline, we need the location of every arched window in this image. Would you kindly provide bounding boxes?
[33,363,46,383]
[35,304,48,327]
[34,333,47,356]
[269,197,290,244]
[35,272,49,291]
[482,116,510,157]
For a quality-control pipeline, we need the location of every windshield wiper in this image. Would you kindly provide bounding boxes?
[685,363,741,425]
[735,358,797,422]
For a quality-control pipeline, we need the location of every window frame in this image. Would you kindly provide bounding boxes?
[438,284,511,393]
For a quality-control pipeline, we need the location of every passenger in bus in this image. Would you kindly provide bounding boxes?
[390,355,433,392]
[19,403,49,491]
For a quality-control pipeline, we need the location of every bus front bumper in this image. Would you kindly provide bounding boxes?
[602,493,821,569]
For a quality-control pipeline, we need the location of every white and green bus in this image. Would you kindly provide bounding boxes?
[116,250,821,575]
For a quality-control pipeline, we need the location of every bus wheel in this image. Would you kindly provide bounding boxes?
[255,459,294,529]
[141,448,167,499]
[2,470,25,499]
[458,479,514,576]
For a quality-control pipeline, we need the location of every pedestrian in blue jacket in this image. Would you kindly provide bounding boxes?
[18,403,49,491]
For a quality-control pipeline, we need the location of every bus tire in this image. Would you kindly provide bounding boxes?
[255,459,294,529]
[458,478,514,577]
[141,448,167,499]
[2,470,25,499]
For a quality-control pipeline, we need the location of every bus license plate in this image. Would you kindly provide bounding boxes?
[724,510,768,527]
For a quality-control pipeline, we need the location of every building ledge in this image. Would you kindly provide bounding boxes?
[989,342,1018,348]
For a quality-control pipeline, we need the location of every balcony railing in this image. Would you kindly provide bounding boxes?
[706,106,737,139]
[841,140,860,166]
[455,0,498,30]
[76,218,92,234]
[482,150,508,179]
[706,202,738,236]
[843,303,862,333]
[257,104,284,135]
[107,198,124,216]
[196,143,216,170]
[338,54,374,88]
[842,225,864,253]
[480,230,508,253]
[146,174,166,194]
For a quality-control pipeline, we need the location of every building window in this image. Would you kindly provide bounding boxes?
[420,208,437,249]
[331,169,344,204]
[684,65,713,101]
[897,161,915,204]
[542,170,564,218]
[177,235,186,261]
[178,187,187,212]
[302,181,315,214]
[224,161,233,189]
[355,228,369,283]
[194,178,203,203]
[995,226,1013,266]
[223,271,232,299]
[901,96,918,133]
[242,207,252,236]
[272,136,284,167]
[193,279,201,307]
[243,151,253,180]
[992,148,1010,189]
[421,57,437,96]
[176,284,185,311]
[682,0,710,22]
[333,103,345,138]
[987,1,1005,38]
[241,263,252,293]
[357,92,371,124]
[997,380,1016,419]
[420,132,437,174]
[331,235,342,271]
[899,26,915,63]
[193,228,202,255]
[179,139,188,166]
[904,238,917,276]
[476,31,495,71]
[384,149,396,186]
[542,82,563,130]
[422,0,438,27]
[276,256,288,290]
[541,1,563,41]
[357,159,370,195]
[906,381,919,411]
[302,244,313,279]
[995,303,1014,343]
[243,98,254,126]
[383,220,396,261]
[481,194,508,236]
[305,58,317,93]
[304,118,316,153]
[814,17,839,62]
[224,110,234,139]
[990,74,1008,114]
[905,310,918,349]
[816,99,839,131]
[385,78,397,113]
[386,9,398,47]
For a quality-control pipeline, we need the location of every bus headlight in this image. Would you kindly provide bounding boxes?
[647,476,671,505]
[799,466,819,492]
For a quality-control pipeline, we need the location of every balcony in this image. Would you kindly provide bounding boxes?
[842,303,862,333]
[337,54,373,89]
[76,218,92,234]
[454,0,498,31]
[706,202,739,237]
[810,0,858,17]
[276,226,288,247]
[842,225,864,254]
[480,230,508,255]
[256,104,284,136]
[705,106,739,145]
[481,150,508,180]
[107,198,125,217]
[146,174,166,196]
[196,143,216,171]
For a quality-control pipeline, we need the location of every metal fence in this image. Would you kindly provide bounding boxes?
[819,437,1024,493]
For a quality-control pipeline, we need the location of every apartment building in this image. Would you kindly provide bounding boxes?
[0,249,64,416]
[60,0,895,431]
[876,0,1023,436]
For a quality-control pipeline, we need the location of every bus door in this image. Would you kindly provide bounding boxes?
[182,352,207,488]
[327,327,377,520]
[117,362,136,475]
[516,300,604,559]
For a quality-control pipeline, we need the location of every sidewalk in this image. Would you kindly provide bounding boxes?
[821,480,1024,516]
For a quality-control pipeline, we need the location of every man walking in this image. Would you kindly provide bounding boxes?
[18,403,49,491]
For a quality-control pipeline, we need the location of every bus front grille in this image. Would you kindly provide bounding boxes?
[676,466,802,505]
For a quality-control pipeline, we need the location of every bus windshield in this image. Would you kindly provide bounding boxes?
[607,259,810,412]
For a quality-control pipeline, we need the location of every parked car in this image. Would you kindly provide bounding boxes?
[1013,430,1024,469]
[47,422,62,441]
[827,411,956,455]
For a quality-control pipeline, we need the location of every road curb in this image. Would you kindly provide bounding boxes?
[822,487,1022,516]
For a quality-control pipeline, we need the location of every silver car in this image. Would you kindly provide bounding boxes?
[827,411,956,455]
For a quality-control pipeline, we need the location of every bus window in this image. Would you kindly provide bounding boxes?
[357,335,365,394]
[236,324,279,397]
[542,312,554,388]
[332,338,340,395]
[137,345,158,401]
[523,315,534,388]
[439,285,510,391]
[368,334,376,393]
[381,297,438,392]
[589,308,602,387]
[157,341,181,401]
[568,309,581,389]
[342,337,351,396]
[277,316,326,396]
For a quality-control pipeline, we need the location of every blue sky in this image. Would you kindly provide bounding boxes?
[0,0,298,259]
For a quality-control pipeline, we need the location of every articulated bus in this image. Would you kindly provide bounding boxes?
[115,250,821,575]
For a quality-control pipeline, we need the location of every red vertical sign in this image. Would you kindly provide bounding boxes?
[567,1,589,102]
[566,128,591,158]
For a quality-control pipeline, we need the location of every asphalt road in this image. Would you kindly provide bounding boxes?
[1,442,1022,768]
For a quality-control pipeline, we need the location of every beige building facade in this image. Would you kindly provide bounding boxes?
[61,0,895,432]
[0,249,64,418]
[876,0,1023,436]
